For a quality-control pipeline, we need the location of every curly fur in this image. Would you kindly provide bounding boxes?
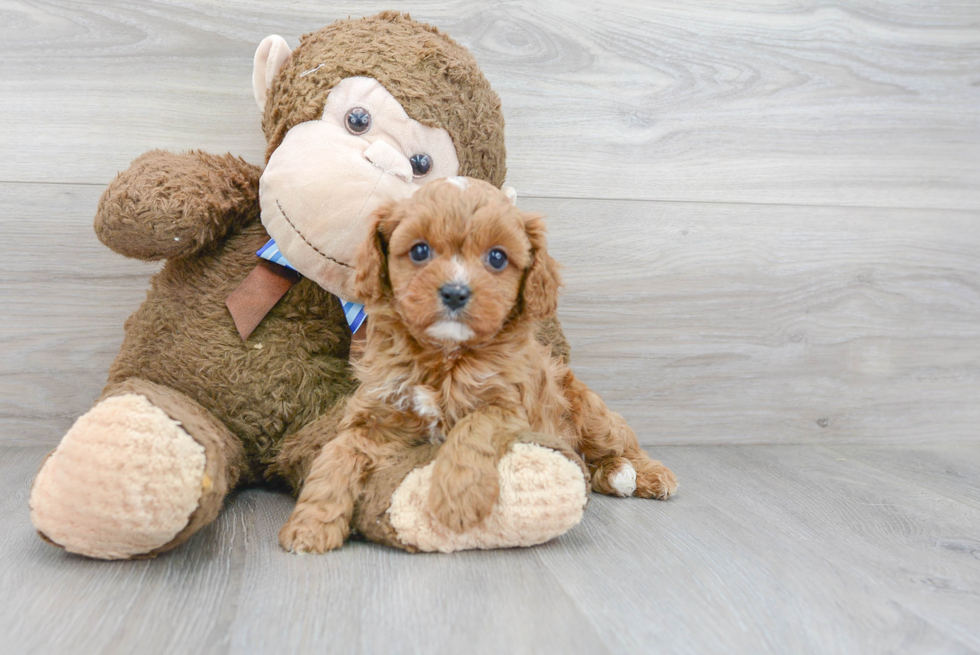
[93,14,517,481]
[99,160,357,477]
[279,179,677,553]
[32,13,576,559]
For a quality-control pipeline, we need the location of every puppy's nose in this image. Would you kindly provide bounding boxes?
[440,283,471,310]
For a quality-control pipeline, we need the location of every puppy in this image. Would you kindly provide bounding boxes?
[279,177,677,553]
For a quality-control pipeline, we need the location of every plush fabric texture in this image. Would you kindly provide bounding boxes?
[258,76,461,300]
[101,378,248,557]
[275,179,673,555]
[388,442,588,552]
[225,259,303,340]
[95,150,261,261]
[253,34,292,111]
[29,394,207,560]
[350,432,587,551]
[98,157,357,477]
[30,12,576,559]
[263,11,507,187]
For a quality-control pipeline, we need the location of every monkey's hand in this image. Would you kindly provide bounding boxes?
[95,150,261,261]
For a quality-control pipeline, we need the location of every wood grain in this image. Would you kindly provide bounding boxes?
[536,444,980,654]
[829,444,980,509]
[3,1,978,653]
[1,0,978,208]
[528,196,980,446]
[1,183,157,446]
[3,444,979,654]
[5,183,976,447]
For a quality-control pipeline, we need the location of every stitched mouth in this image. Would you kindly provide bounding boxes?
[275,199,352,270]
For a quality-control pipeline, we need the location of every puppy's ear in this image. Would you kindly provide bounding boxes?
[354,201,400,305]
[521,212,562,321]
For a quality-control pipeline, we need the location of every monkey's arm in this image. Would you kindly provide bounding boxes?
[536,315,572,364]
[94,150,261,260]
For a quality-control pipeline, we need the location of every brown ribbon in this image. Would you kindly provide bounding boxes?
[225,260,367,361]
[225,259,301,340]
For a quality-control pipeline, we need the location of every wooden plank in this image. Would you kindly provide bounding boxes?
[829,444,980,510]
[0,183,157,446]
[0,446,608,655]
[226,491,611,655]
[4,184,978,447]
[2,0,978,208]
[3,445,980,654]
[0,447,251,655]
[526,196,980,446]
[535,445,980,654]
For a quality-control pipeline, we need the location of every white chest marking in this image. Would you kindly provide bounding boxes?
[412,386,444,444]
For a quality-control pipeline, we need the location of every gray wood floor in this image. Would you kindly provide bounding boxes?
[2,1,978,653]
[3,444,979,654]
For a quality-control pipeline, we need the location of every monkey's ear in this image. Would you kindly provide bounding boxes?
[354,201,401,306]
[520,213,562,321]
[253,35,292,113]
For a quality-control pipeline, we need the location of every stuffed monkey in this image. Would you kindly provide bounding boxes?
[28,12,588,559]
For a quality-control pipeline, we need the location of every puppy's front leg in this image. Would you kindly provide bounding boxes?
[279,430,368,553]
[429,406,528,533]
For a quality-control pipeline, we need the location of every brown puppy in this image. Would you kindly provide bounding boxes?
[279,177,677,553]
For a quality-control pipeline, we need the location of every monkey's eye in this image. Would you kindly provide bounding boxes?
[410,154,432,177]
[486,248,508,271]
[409,241,431,263]
[345,107,371,134]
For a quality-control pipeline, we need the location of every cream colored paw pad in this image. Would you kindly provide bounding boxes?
[388,443,588,553]
[30,394,207,559]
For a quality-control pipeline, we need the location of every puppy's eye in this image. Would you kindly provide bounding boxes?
[409,242,431,263]
[486,248,508,271]
[410,154,432,177]
[345,107,371,134]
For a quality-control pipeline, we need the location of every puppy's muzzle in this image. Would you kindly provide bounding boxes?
[440,283,471,311]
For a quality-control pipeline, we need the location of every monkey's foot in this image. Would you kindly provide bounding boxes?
[387,440,588,553]
[30,394,207,559]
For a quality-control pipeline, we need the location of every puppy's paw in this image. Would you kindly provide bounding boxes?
[607,459,638,496]
[428,466,500,533]
[634,460,678,500]
[279,510,348,554]
[593,456,678,499]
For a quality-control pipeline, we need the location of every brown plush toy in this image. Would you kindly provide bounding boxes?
[27,12,591,559]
